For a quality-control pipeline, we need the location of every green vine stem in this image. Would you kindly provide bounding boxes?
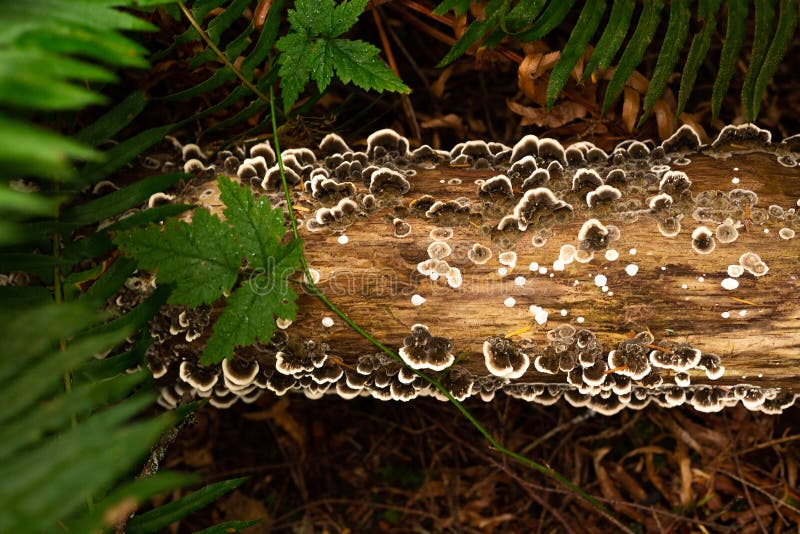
[175,3,620,524]
[267,87,625,526]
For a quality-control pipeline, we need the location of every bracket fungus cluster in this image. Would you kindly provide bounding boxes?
[87,124,800,415]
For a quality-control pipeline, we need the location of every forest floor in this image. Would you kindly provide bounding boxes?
[128,6,800,532]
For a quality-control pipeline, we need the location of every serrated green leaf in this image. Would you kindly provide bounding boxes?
[330,39,409,93]
[202,240,302,364]
[602,0,664,113]
[218,176,289,269]
[115,209,241,306]
[640,0,691,122]
[277,0,407,113]
[582,0,636,81]
[676,0,723,118]
[331,0,369,36]
[276,32,315,112]
[751,0,797,118]
[712,0,747,120]
[547,0,606,108]
[518,0,577,41]
[127,477,250,534]
[742,0,776,121]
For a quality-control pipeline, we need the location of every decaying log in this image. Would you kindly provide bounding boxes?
[135,125,800,415]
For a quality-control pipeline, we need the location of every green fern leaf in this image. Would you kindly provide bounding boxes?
[115,207,242,307]
[676,0,723,118]
[751,0,798,119]
[329,39,409,93]
[547,0,606,108]
[127,477,249,534]
[201,247,300,364]
[519,0,577,41]
[640,0,691,123]
[582,0,635,81]
[437,0,505,67]
[742,0,776,120]
[433,0,473,16]
[602,0,664,113]
[711,0,748,120]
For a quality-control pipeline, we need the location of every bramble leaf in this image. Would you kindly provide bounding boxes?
[202,239,302,364]
[276,0,408,112]
[329,39,409,94]
[218,175,291,271]
[114,208,241,307]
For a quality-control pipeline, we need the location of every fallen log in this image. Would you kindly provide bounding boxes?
[131,124,800,415]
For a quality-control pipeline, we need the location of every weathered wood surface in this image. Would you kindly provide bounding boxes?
[145,125,800,414]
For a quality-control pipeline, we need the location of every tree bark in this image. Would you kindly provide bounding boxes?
[154,126,800,414]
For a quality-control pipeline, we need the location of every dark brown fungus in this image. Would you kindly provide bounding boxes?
[483,336,530,379]
[711,123,771,149]
[586,185,622,208]
[319,133,350,155]
[510,134,539,163]
[659,170,692,194]
[479,175,514,199]
[661,125,701,153]
[521,169,550,190]
[398,324,454,371]
[691,226,716,254]
[369,168,411,196]
[512,187,573,230]
[571,169,604,192]
[366,128,409,159]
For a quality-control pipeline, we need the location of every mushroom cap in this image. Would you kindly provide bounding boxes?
[483,337,531,379]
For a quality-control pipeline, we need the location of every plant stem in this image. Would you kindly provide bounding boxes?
[267,86,612,518]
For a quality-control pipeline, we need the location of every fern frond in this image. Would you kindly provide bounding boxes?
[742,0,776,121]
[711,0,748,120]
[751,0,798,118]
[602,0,664,114]
[676,0,723,118]
[519,0,577,41]
[582,0,635,82]
[547,0,606,108]
[640,0,691,123]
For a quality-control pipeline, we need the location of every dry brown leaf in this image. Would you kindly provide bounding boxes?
[676,441,695,508]
[517,51,560,100]
[431,65,455,99]
[242,397,307,457]
[621,86,639,133]
[507,99,587,128]
[419,113,465,136]
[653,99,675,140]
